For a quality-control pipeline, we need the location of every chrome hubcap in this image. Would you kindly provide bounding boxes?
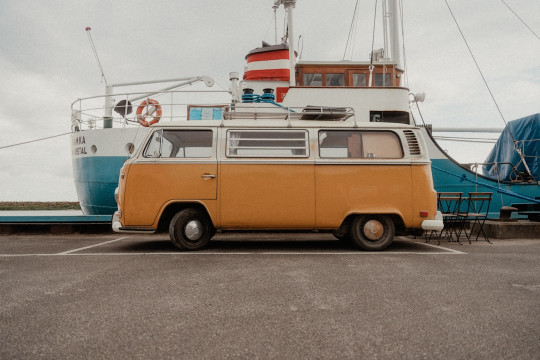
[363,220,384,240]
[185,220,203,241]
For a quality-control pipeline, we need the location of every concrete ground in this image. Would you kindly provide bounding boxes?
[0,233,539,359]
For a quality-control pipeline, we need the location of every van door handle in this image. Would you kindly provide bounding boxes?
[201,174,216,179]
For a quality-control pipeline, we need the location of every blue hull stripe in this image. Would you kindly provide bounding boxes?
[72,156,128,215]
[431,159,540,218]
[73,156,539,218]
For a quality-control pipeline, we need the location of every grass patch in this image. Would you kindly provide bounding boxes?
[0,202,81,210]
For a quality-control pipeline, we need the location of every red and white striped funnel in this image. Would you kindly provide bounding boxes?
[243,42,294,82]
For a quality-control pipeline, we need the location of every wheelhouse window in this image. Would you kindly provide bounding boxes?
[226,130,309,157]
[304,73,323,86]
[370,111,410,125]
[374,73,391,87]
[143,130,213,158]
[352,73,367,86]
[326,73,345,86]
[319,130,403,159]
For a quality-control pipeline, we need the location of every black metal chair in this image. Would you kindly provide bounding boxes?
[460,192,492,243]
[428,192,464,244]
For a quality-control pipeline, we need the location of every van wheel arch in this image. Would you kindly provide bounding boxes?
[157,202,214,233]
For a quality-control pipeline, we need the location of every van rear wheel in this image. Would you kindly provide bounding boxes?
[350,215,394,251]
[169,208,214,251]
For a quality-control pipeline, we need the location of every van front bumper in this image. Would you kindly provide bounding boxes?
[112,211,123,232]
[421,211,444,231]
[112,211,155,234]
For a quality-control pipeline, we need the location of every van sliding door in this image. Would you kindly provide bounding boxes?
[219,129,315,229]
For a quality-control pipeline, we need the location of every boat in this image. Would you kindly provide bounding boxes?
[71,0,539,217]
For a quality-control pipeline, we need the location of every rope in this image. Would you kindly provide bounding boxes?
[432,165,540,203]
[500,0,540,40]
[0,132,71,150]
[241,93,296,112]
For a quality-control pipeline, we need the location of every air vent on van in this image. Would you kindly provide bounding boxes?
[404,130,421,155]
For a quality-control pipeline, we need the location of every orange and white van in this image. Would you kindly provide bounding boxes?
[112,119,443,250]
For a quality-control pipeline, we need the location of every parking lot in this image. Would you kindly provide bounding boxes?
[1,233,539,359]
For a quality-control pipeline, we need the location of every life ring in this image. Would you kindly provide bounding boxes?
[136,99,162,127]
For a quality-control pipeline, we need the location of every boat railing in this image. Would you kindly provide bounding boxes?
[465,161,536,183]
[71,89,230,132]
[71,89,356,132]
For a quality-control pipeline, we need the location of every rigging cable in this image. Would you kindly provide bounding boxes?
[433,135,497,143]
[445,0,536,180]
[443,0,515,142]
[85,27,108,85]
[263,9,276,43]
[343,0,360,60]
[499,0,540,41]
[0,132,71,150]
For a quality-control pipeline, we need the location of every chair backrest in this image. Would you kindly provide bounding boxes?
[466,192,492,216]
[437,192,463,214]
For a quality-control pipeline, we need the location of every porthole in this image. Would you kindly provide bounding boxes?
[125,142,135,154]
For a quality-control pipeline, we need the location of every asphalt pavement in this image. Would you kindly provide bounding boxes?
[0,233,539,359]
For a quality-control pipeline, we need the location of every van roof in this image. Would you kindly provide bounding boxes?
[152,120,419,130]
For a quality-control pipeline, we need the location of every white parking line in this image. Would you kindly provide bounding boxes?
[57,236,131,255]
[421,241,468,254]
[0,238,466,257]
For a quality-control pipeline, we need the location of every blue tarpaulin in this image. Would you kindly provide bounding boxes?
[482,113,540,181]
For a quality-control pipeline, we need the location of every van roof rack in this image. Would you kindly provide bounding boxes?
[224,105,354,121]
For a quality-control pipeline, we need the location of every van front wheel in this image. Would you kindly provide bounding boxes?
[169,208,213,251]
[350,215,394,251]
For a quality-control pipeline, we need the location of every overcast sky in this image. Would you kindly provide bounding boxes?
[0,0,538,201]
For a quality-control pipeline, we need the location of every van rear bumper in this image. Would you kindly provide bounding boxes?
[112,211,156,234]
[421,211,444,231]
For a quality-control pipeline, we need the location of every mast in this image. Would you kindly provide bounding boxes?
[388,0,402,69]
[275,0,297,86]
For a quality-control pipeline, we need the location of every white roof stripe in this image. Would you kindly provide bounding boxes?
[245,59,291,71]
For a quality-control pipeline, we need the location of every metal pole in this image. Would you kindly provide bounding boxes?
[284,0,296,86]
[389,0,401,69]
[104,85,113,128]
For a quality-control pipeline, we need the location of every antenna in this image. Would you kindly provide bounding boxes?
[85,27,108,85]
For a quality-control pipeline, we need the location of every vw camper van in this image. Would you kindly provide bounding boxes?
[112,117,443,251]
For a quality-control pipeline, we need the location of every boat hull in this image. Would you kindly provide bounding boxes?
[71,126,539,217]
[71,127,149,215]
[422,127,539,218]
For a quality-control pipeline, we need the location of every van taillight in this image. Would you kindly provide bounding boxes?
[420,211,429,217]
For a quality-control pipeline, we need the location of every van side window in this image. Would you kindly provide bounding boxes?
[226,130,309,158]
[319,130,403,159]
[143,130,213,158]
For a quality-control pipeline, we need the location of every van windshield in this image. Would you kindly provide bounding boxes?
[143,130,213,158]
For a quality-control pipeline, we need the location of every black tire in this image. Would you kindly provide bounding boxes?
[169,208,214,251]
[350,215,395,251]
